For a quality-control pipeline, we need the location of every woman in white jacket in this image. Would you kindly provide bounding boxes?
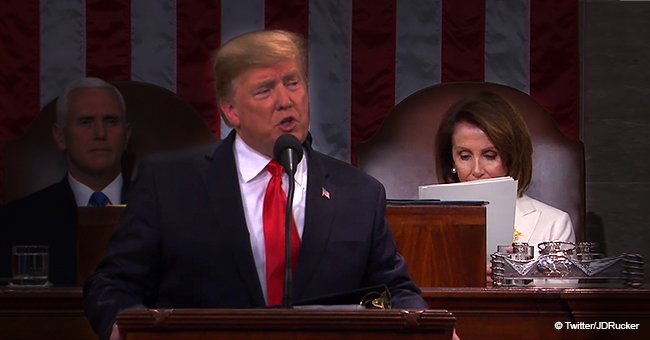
[435,91,575,253]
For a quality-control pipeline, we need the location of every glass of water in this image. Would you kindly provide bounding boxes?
[11,245,50,286]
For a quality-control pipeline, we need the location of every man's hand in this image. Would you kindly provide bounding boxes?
[109,323,121,340]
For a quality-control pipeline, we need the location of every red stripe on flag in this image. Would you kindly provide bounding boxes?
[265,0,309,39]
[441,0,485,82]
[86,0,131,80]
[177,0,221,136]
[0,0,40,201]
[350,0,396,164]
[530,1,579,139]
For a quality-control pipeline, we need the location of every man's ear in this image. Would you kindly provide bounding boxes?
[219,99,240,128]
[52,123,66,151]
[123,123,132,150]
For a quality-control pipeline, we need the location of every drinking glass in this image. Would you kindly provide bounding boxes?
[11,245,50,286]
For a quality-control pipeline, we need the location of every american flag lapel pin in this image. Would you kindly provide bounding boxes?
[321,187,330,200]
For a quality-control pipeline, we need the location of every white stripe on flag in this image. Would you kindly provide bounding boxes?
[485,0,529,93]
[220,0,265,138]
[132,0,177,92]
[395,0,441,104]
[40,0,85,109]
[221,0,264,43]
[308,0,352,162]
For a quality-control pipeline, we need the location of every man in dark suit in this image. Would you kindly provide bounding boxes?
[0,77,131,286]
[83,30,428,340]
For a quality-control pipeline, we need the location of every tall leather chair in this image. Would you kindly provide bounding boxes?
[356,82,585,241]
[3,81,218,204]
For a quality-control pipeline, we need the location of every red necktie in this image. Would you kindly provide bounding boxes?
[263,160,301,306]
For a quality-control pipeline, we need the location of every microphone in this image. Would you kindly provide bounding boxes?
[273,134,304,176]
[272,134,303,308]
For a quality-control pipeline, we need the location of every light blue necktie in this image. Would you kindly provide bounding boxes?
[88,192,110,207]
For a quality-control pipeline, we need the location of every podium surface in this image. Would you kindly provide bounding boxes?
[116,308,455,340]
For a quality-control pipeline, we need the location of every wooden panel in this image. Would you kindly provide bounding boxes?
[0,287,94,340]
[76,206,125,286]
[422,287,650,340]
[74,203,486,288]
[387,203,486,287]
[423,288,569,339]
[2,287,649,340]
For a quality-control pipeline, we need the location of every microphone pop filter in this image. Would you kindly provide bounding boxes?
[273,134,304,167]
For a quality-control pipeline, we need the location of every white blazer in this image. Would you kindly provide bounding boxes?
[513,195,576,255]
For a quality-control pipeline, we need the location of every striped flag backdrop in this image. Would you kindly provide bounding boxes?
[0,0,578,200]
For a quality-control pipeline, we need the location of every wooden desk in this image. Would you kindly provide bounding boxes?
[423,287,650,339]
[77,206,125,285]
[0,286,94,340]
[75,202,487,289]
[387,202,486,287]
[2,287,648,339]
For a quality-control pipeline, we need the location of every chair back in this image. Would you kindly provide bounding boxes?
[3,81,217,203]
[356,82,585,241]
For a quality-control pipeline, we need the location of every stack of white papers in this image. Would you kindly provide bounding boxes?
[418,176,518,262]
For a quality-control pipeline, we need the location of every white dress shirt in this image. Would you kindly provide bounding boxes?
[68,172,124,207]
[233,134,307,303]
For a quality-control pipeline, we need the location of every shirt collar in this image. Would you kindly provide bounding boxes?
[68,172,124,206]
[234,133,307,186]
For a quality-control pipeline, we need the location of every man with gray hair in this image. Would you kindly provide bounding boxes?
[0,77,131,286]
[53,77,131,199]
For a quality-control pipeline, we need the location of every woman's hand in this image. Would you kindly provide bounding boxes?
[486,264,493,286]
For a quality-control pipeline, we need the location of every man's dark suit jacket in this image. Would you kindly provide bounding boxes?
[83,131,427,340]
[0,176,129,286]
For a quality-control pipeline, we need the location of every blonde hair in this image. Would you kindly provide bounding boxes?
[213,30,307,102]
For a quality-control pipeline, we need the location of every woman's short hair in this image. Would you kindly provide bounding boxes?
[435,91,533,196]
[56,77,126,125]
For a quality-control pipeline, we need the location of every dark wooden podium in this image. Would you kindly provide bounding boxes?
[76,202,486,288]
[77,206,126,286]
[423,287,650,339]
[115,308,455,340]
[3,287,649,340]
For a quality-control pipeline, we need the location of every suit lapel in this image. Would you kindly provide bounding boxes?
[60,176,77,209]
[514,196,541,244]
[293,148,337,300]
[201,131,265,305]
[120,177,130,204]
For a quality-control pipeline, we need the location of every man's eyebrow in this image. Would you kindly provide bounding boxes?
[257,79,276,89]
[75,114,96,120]
[75,112,123,119]
[283,72,300,81]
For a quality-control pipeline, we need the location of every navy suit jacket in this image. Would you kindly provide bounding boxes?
[83,131,427,339]
[0,176,129,286]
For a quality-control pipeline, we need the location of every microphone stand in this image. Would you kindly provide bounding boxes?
[283,168,296,308]
[274,134,303,309]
